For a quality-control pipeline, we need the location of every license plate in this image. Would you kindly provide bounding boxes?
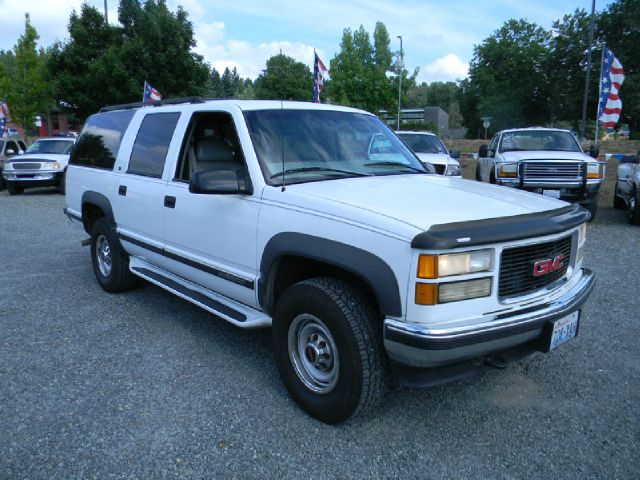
[543,190,561,199]
[550,311,580,350]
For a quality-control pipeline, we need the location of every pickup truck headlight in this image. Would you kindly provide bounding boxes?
[445,164,461,176]
[497,163,518,178]
[415,277,492,305]
[45,162,61,170]
[586,162,604,179]
[417,249,493,278]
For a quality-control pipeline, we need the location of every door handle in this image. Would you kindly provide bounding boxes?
[164,195,176,208]
[118,185,127,196]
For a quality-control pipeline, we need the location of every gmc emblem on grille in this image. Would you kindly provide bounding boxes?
[533,254,565,277]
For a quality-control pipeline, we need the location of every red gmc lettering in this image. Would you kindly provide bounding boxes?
[533,254,565,277]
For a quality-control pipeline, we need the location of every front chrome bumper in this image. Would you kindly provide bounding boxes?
[384,268,595,368]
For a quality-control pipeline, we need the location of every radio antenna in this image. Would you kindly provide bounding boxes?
[279,48,286,192]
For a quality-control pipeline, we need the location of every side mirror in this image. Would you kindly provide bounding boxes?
[589,145,599,159]
[449,149,460,159]
[5,149,15,156]
[479,145,488,158]
[189,169,251,195]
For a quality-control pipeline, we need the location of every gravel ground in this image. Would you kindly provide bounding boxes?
[0,185,638,479]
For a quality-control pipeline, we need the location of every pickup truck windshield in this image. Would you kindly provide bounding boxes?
[398,133,447,154]
[26,140,74,155]
[244,109,429,185]
[499,131,582,153]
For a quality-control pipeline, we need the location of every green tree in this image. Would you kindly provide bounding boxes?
[49,1,209,121]
[461,19,552,135]
[254,53,312,101]
[208,67,224,97]
[0,14,49,135]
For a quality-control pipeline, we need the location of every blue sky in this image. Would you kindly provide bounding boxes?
[0,0,610,83]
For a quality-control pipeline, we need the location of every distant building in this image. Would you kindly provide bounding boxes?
[37,111,80,137]
[380,107,466,139]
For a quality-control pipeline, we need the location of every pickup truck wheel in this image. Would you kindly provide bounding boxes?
[475,163,481,181]
[90,218,137,293]
[7,183,23,195]
[489,169,496,184]
[272,278,387,424]
[629,189,640,226]
[584,196,598,222]
[613,181,625,209]
[58,170,66,195]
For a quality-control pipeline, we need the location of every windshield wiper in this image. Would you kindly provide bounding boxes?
[270,166,369,179]
[364,161,427,173]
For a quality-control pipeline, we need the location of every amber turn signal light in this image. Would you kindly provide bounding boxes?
[417,255,438,279]
[415,283,437,305]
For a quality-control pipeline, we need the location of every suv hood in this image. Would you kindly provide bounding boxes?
[500,151,591,162]
[8,153,70,163]
[266,174,565,239]
[415,153,459,166]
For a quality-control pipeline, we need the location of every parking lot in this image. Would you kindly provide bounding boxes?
[1,165,638,479]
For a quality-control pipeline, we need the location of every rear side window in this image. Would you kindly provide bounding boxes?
[70,110,135,169]
[127,113,180,178]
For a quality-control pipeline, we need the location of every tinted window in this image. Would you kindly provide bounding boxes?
[70,110,135,169]
[127,113,180,178]
[398,133,447,154]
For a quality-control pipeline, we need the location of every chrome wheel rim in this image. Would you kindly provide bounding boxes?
[96,234,112,277]
[288,314,339,394]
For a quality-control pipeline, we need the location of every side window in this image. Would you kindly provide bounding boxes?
[489,136,498,155]
[6,141,18,153]
[127,113,180,178]
[174,111,245,182]
[18,141,27,151]
[70,110,135,169]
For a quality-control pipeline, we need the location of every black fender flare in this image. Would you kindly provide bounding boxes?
[81,191,115,232]
[259,232,402,317]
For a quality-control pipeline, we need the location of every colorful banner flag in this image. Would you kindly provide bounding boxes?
[312,51,328,103]
[0,99,9,138]
[143,81,163,103]
[598,48,625,128]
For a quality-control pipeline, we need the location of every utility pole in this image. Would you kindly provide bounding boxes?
[396,35,403,131]
[579,0,596,140]
[104,0,108,24]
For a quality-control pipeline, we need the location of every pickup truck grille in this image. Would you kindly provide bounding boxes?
[499,235,573,299]
[12,163,42,170]
[522,162,584,181]
[432,164,446,175]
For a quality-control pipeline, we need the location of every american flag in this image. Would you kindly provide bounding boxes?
[598,48,625,128]
[143,81,162,103]
[0,99,9,138]
[312,51,328,103]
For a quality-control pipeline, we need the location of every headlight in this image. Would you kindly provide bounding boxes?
[586,162,604,179]
[418,249,493,278]
[47,162,61,170]
[497,163,518,178]
[445,164,461,176]
[438,278,492,303]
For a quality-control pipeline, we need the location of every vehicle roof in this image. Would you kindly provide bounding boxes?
[396,131,438,137]
[98,98,373,116]
[497,127,574,135]
[33,137,75,142]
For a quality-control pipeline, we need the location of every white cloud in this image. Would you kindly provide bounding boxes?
[420,54,469,83]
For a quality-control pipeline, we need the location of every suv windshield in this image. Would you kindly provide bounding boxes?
[499,130,581,153]
[26,139,74,155]
[398,133,447,154]
[244,109,430,185]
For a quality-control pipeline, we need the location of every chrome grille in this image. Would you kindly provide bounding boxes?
[499,235,573,299]
[523,162,583,181]
[12,162,42,170]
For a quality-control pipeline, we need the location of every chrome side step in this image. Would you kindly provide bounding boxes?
[129,258,271,329]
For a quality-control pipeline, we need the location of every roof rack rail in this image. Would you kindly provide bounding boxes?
[99,97,218,113]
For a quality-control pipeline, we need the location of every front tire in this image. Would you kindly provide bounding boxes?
[90,217,137,292]
[58,170,66,195]
[272,278,387,424]
[583,196,598,222]
[475,163,482,181]
[628,189,640,226]
[7,183,23,195]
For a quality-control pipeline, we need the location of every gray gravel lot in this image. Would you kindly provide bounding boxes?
[1,188,639,479]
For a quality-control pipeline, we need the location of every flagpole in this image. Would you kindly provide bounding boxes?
[594,43,605,146]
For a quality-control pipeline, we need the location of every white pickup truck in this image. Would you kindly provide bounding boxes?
[64,99,595,423]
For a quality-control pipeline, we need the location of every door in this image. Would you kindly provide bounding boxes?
[115,112,181,267]
[162,110,260,308]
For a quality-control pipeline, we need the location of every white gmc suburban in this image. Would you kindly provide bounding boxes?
[64,99,595,424]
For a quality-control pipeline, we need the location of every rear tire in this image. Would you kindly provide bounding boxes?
[272,277,387,424]
[90,217,137,293]
[628,189,640,226]
[7,183,23,195]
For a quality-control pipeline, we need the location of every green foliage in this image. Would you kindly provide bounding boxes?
[0,14,49,135]
[397,121,439,134]
[48,1,210,121]
[406,81,461,114]
[325,22,403,113]
[254,53,312,101]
